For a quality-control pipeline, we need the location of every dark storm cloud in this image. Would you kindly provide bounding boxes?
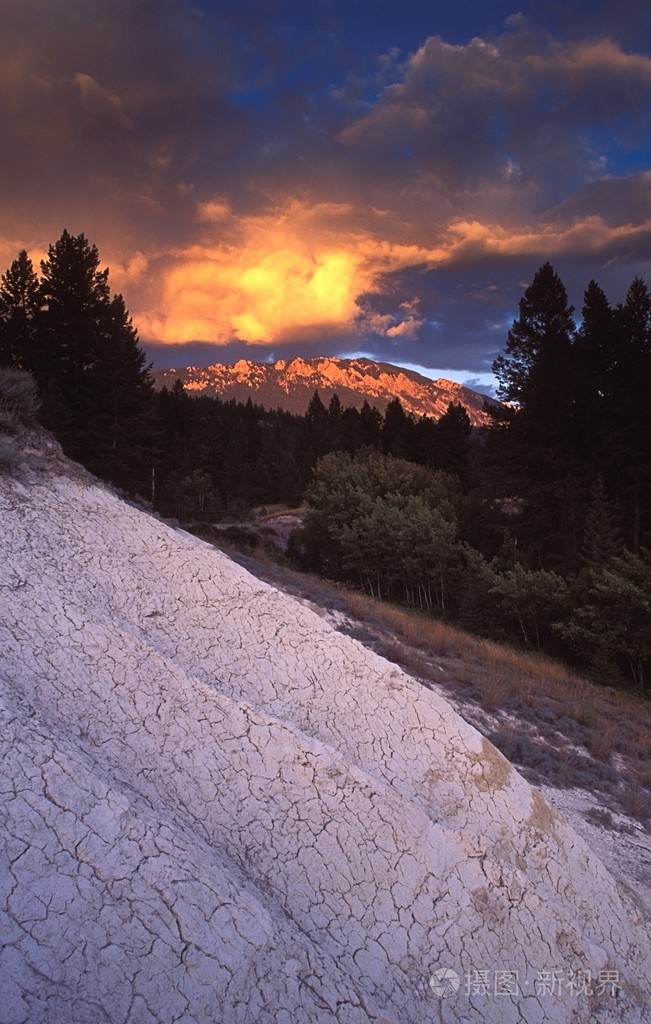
[0,0,255,242]
[339,17,651,199]
[2,0,651,386]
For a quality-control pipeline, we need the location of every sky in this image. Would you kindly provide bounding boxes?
[2,0,651,392]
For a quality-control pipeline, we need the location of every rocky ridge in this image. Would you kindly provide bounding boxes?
[152,356,497,425]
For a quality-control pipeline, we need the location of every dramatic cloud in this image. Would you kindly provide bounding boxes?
[2,1,651,383]
[138,199,451,345]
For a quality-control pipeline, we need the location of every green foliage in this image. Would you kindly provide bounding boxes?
[295,450,461,611]
[456,546,569,651]
[0,437,20,473]
[488,562,569,650]
[0,367,40,474]
[338,492,460,610]
[558,549,651,688]
[0,368,40,431]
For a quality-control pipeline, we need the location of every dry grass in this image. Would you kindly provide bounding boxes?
[585,725,616,761]
[333,587,651,820]
[621,781,651,821]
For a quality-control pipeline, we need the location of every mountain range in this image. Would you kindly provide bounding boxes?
[152,356,497,426]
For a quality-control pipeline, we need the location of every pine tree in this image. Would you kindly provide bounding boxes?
[573,280,614,465]
[85,292,156,490]
[299,390,330,476]
[381,397,413,458]
[326,393,343,451]
[359,399,382,449]
[489,263,580,570]
[607,278,651,551]
[492,262,576,428]
[0,251,42,370]
[579,474,622,566]
[430,402,472,479]
[37,230,156,491]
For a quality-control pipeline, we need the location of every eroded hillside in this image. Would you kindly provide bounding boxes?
[1,434,650,1024]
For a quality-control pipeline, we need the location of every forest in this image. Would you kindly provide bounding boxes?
[1,233,650,689]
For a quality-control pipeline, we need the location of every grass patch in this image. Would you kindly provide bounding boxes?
[620,779,651,822]
[332,588,651,817]
[0,368,39,432]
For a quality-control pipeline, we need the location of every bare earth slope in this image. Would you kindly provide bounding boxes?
[1,440,650,1024]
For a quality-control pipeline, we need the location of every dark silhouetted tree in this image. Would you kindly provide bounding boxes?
[302,389,330,461]
[489,263,580,569]
[607,278,651,551]
[573,280,614,465]
[381,397,414,458]
[326,393,343,451]
[359,399,382,448]
[0,251,41,371]
[579,474,623,567]
[35,230,155,491]
[431,402,472,480]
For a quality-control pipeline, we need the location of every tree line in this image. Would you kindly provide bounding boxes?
[487,262,651,567]
[154,379,474,519]
[1,234,650,687]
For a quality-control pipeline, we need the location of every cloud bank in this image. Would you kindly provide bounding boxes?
[1,1,651,379]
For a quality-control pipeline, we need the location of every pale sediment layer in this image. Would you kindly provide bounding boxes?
[1,443,649,1023]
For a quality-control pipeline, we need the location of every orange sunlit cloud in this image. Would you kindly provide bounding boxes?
[137,199,450,344]
[131,195,651,346]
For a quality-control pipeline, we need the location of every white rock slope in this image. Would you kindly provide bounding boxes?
[1,445,650,1024]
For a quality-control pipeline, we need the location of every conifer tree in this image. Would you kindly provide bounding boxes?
[579,474,622,567]
[430,402,472,480]
[86,291,156,490]
[381,397,413,458]
[35,230,155,491]
[573,280,614,465]
[489,263,580,569]
[0,251,41,370]
[299,390,330,474]
[359,399,382,448]
[492,261,576,430]
[326,393,343,451]
[607,278,651,550]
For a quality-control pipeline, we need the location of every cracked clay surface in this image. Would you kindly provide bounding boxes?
[1,449,650,1023]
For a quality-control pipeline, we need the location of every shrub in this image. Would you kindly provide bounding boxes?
[0,437,20,472]
[0,367,40,431]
